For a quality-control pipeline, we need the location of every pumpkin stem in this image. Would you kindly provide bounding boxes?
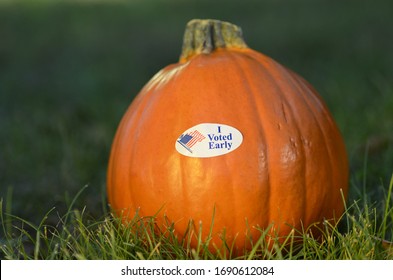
[179,19,248,63]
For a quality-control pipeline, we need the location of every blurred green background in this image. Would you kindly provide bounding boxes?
[1,0,392,225]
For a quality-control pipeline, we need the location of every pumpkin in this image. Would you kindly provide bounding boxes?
[107,19,349,255]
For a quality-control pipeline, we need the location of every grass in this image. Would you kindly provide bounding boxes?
[1,175,392,260]
[1,0,392,259]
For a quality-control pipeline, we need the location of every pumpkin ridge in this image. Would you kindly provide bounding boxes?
[270,65,324,224]
[108,101,145,213]
[224,51,273,228]
[282,69,339,222]
[246,56,310,226]
[237,50,315,231]
[247,49,340,226]
[286,71,348,219]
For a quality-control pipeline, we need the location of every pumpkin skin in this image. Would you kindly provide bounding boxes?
[107,19,349,255]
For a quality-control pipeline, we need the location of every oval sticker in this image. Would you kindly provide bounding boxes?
[175,123,243,158]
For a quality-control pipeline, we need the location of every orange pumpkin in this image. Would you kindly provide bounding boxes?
[107,19,349,255]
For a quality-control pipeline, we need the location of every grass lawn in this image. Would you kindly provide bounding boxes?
[1,0,392,259]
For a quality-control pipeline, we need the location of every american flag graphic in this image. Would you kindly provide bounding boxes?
[177,130,206,153]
